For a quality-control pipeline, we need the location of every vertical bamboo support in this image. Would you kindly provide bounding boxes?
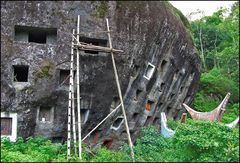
[106,18,135,162]
[76,15,82,160]
[67,30,75,160]
[71,29,77,154]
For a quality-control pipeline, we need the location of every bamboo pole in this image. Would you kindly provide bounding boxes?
[106,18,135,162]
[71,29,77,154]
[73,43,123,53]
[82,104,122,141]
[67,30,74,160]
[76,15,82,160]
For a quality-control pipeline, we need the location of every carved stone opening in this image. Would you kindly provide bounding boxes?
[79,36,108,54]
[102,138,113,149]
[1,118,12,135]
[111,116,124,130]
[110,96,120,110]
[145,100,154,111]
[134,89,143,101]
[160,83,165,92]
[160,60,167,72]
[132,113,139,121]
[81,109,90,124]
[153,117,160,125]
[59,69,70,86]
[39,106,54,122]
[143,62,155,80]
[13,65,29,82]
[144,116,152,126]
[15,25,57,44]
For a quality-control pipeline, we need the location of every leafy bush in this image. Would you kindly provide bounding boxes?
[1,120,239,162]
[134,120,239,162]
[199,68,239,102]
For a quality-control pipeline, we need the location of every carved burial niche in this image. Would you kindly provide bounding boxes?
[80,96,91,124]
[1,112,17,142]
[1,118,12,135]
[145,100,154,111]
[153,117,160,125]
[110,96,120,110]
[144,116,152,126]
[80,109,90,124]
[59,69,70,86]
[13,65,29,82]
[111,116,124,131]
[39,106,54,122]
[160,60,168,73]
[15,25,57,44]
[103,138,113,149]
[143,62,155,80]
[79,36,108,54]
[134,89,143,101]
[160,83,165,92]
[132,112,140,121]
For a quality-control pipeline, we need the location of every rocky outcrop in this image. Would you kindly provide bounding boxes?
[1,1,201,148]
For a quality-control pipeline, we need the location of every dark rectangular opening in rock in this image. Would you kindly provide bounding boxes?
[79,36,108,54]
[110,96,120,109]
[59,69,70,86]
[112,117,124,129]
[131,64,140,77]
[168,94,175,100]
[160,83,165,91]
[161,60,167,72]
[81,109,90,124]
[29,30,46,43]
[13,65,29,82]
[1,118,12,135]
[14,25,57,44]
[145,100,154,111]
[132,113,139,121]
[179,86,184,94]
[103,138,113,149]
[144,116,152,126]
[39,106,52,122]
[144,62,155,80]
[166,106,171,114]
[153,117,159,125]
[134,89,143,101]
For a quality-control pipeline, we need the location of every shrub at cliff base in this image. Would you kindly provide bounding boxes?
[1,119,239,162]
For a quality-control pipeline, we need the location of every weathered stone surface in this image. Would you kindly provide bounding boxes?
[1,1,201,148]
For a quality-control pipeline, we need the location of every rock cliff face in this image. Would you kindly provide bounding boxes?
[1,1,201,148]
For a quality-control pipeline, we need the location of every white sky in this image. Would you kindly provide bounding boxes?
[169,1,237,20]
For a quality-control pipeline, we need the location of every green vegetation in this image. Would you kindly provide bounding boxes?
[1,119,239,162]
[1,2,239,163]
[34,60,54,81]
[92,1,108,18]
[191,2,239,124]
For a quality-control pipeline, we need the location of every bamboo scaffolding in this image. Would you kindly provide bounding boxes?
[71,29,77,154]
[73,41,123,53]
[67,30,74,160]
[76,15,82,160]
[106,18,135,162]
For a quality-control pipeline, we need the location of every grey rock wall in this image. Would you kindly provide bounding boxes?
[1,1,201,148]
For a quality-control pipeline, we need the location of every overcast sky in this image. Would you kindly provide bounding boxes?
[169,1,237,20]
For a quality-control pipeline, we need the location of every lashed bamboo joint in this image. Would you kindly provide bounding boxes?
[73,43,123,53]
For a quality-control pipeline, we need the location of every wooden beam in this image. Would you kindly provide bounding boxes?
[106,18,135,162]
[76,15,82,160]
